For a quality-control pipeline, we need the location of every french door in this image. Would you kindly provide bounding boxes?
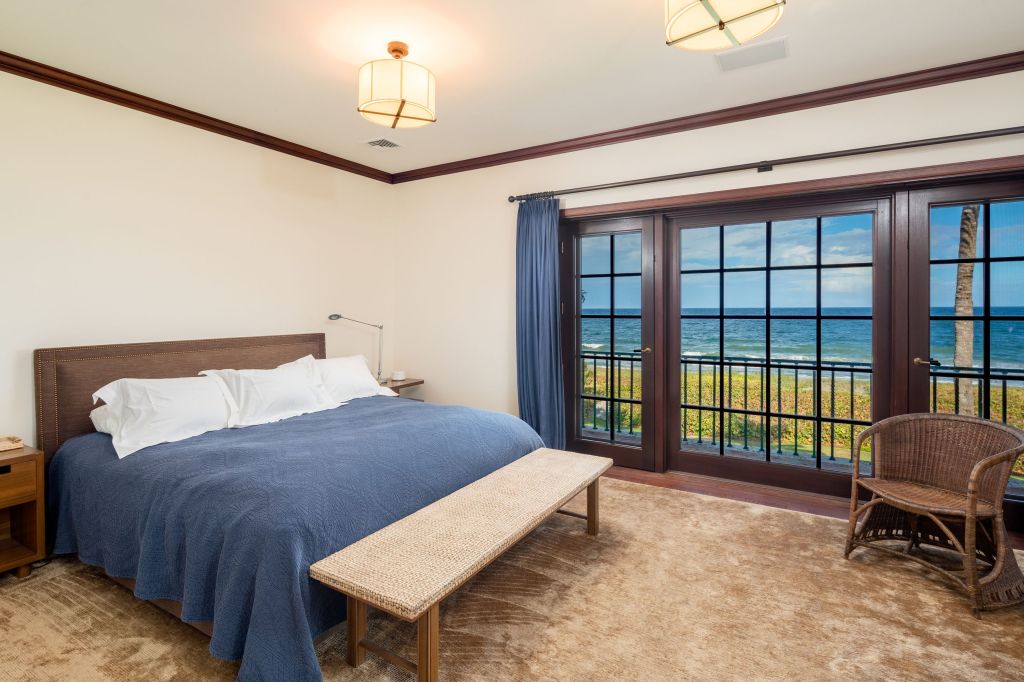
[561,216,657,469]
[559,173,1023,502]
[665,198,890,495]
[908,179,1024,498]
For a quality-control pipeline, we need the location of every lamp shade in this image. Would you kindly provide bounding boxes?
[666,0,785,51]
[357,46,436,129]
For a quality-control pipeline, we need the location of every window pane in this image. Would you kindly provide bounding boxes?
[722,411,767,456]
[771,417,817,464]
[581,317,610,356]
[681,318,719,359]
[580,398,611,438]
[820,370,871,423]
[770,350,819,419]
[580,235,610,274]
[723,223,766,268]
[771,319,816,363]
[821,423,872,475]
[929,263,983,315]
[929,204,985,261]
[991,321,1024,372]
[724,271,765,314]
[681,408,720,454]
[821,267,872,311]
[771,270,816,314]
[929,319,982,368]
[680,272,720,314]
[991,378,1024,431]
[821,319,872,365]
[771,364,816,418]
[681,360,720,408]
[680,226,719,271]
[990,261,1024,311]
[613,276,641,314]
[931,376,984,419]
[771,218,816,266]
[994,378,1024,493]
[722,362,765,413]
[990,199,1024,259]
[821,213,873,264]
[612,316,641,357]
[611,402,642,444]
[580,277,610,313]
[725,319,765,360]
[614,232,642,273]
[580,354,610,399]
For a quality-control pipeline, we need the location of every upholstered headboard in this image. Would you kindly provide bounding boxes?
[33,333,326,462]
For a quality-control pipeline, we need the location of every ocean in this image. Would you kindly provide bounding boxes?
[580,307,1024,369]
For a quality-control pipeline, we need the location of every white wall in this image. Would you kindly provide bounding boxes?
[390,71,1024,414]
[3,68,1023,441]
[0,72,398,440]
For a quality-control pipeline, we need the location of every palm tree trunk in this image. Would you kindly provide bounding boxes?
[954,205,979,415]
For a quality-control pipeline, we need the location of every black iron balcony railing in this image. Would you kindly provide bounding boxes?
[579,352,1024,460]
[929,365,1024,424]
[678,355,873,463]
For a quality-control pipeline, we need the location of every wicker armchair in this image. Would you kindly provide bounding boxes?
[845,413,1024,614]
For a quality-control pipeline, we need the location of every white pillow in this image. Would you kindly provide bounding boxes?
[90,376,232,458]
[314,355,396,403]
[201,355,339,428]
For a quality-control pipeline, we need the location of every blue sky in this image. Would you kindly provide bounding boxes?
[580,203,1024,312]
[581,213,875,310]
[929,201,1023,310]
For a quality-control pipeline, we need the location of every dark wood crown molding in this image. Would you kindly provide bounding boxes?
[0,50,391,183]
[561,155,1024,220]
[2,49,1022,186]
[392,50,1024,183]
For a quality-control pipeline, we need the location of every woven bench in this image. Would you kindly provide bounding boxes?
[310,447,612,681]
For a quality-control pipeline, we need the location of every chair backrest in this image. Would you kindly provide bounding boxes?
[872,413,1024,503]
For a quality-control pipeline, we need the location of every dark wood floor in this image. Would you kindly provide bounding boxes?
[604,466,1024,550]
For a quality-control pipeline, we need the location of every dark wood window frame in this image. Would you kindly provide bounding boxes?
[664,197,890,497]
[560,161,1024,504]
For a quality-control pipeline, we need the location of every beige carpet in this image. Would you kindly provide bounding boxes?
[2,478,1023,681]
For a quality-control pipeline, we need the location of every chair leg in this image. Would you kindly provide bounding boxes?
[964,513,980,616]
[905,515,919,554]
[844,487,859,559]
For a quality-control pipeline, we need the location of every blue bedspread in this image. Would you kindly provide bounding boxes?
[48,396,542,680]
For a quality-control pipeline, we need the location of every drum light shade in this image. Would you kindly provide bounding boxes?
[666,0,785,51]
[358,42,436,129]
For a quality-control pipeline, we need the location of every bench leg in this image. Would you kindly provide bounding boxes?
[416,603,439,682]
[587,479,599,536]
[346,596,367,667]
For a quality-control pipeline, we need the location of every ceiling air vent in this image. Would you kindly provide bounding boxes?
[715,37,788,72]
[366,138,400,149]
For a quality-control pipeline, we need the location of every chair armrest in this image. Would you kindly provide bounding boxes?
[967,448,1024,517]
[851,422,881,484]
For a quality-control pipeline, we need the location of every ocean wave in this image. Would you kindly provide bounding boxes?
[582,342,605,350]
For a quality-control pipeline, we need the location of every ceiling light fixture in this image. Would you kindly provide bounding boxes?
[666,0,785,51]
[357,41,436,129]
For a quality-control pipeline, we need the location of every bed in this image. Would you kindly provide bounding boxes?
[36,334,543,681]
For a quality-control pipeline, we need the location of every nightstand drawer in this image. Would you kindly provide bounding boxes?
[0,461,36,507]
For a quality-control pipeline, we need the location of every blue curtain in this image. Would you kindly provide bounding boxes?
[516,197,565,448]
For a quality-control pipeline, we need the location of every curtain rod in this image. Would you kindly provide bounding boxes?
[507,126,1024,203]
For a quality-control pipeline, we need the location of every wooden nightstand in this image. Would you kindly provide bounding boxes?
[382,377,424,397]
[0,447,44,578]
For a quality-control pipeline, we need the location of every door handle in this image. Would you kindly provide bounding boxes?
[913,357,940,367]
[633,347,652,354]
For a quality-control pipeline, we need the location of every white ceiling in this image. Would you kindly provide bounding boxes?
[2,1,1023,174]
